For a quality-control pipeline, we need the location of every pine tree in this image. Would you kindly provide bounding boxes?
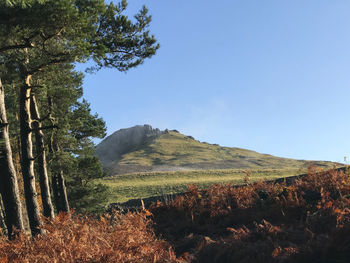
[0,0,159,235]
[0,78,24,238]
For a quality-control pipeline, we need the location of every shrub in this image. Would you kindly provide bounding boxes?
[0,212,177,263]
[150,167,350,262]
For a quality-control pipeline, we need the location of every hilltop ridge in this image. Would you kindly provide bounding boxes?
[95,125,337,175]
[95,124,163,168]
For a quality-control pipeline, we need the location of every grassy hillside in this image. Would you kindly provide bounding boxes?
[100,168,306,203]
[97,130,340,204]
[116,131,335,171]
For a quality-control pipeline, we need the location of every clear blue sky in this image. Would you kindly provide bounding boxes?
[79,0,350,163]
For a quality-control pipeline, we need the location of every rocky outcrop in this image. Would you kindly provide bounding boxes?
[95,124,163,169]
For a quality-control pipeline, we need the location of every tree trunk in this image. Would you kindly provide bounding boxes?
[30,94,55,218]
[0,191,8,237]
[19,75,42,236]
[52,174,61,212]
[52,171,70,213]
[46,98,69,214]
[0,78,25,238]
[57,170,69,212]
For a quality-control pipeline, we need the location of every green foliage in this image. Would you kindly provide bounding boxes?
[0,0,159,215]
[1,62,109,213]
[0,0,160,214]
[3,0,47,8]
[66,147,110,213]
[42,67,109,213]
[70,99,106,141]
[0,0,159,75]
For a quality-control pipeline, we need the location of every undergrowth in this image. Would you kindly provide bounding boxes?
[0,212,177,263]
[150,167,350,262]
[1,167,350,262]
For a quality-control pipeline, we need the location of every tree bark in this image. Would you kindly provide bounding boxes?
[51,174,61,212]
[52,170,70,213]
[57,170,69,212]
[0,78,25,238]
[0,195,8,237]
[52,172,70,213]
[30,94,55,218]
[46,98,69,214]
[19,75,42,236]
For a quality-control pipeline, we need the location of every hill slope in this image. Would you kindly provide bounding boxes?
[95,125,336,175]
[95,124,163,169]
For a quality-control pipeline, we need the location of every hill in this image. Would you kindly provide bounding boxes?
[95,125,337,175]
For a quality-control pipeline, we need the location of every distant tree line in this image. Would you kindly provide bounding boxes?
[0,0,159,238]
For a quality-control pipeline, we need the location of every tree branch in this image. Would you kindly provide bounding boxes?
[0,41,34,52]
[31,125,58,131]
[27,58,68,75]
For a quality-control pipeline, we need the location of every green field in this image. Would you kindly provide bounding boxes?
[99,168,305,203]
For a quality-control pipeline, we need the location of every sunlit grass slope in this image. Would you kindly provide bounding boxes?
[100,168,305,203]
[101,131,339,203]
[117,131,334,170]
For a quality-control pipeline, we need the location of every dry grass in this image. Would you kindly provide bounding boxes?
[2,167,350,262]
[0,212,177,263]
[150,167,350,262]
